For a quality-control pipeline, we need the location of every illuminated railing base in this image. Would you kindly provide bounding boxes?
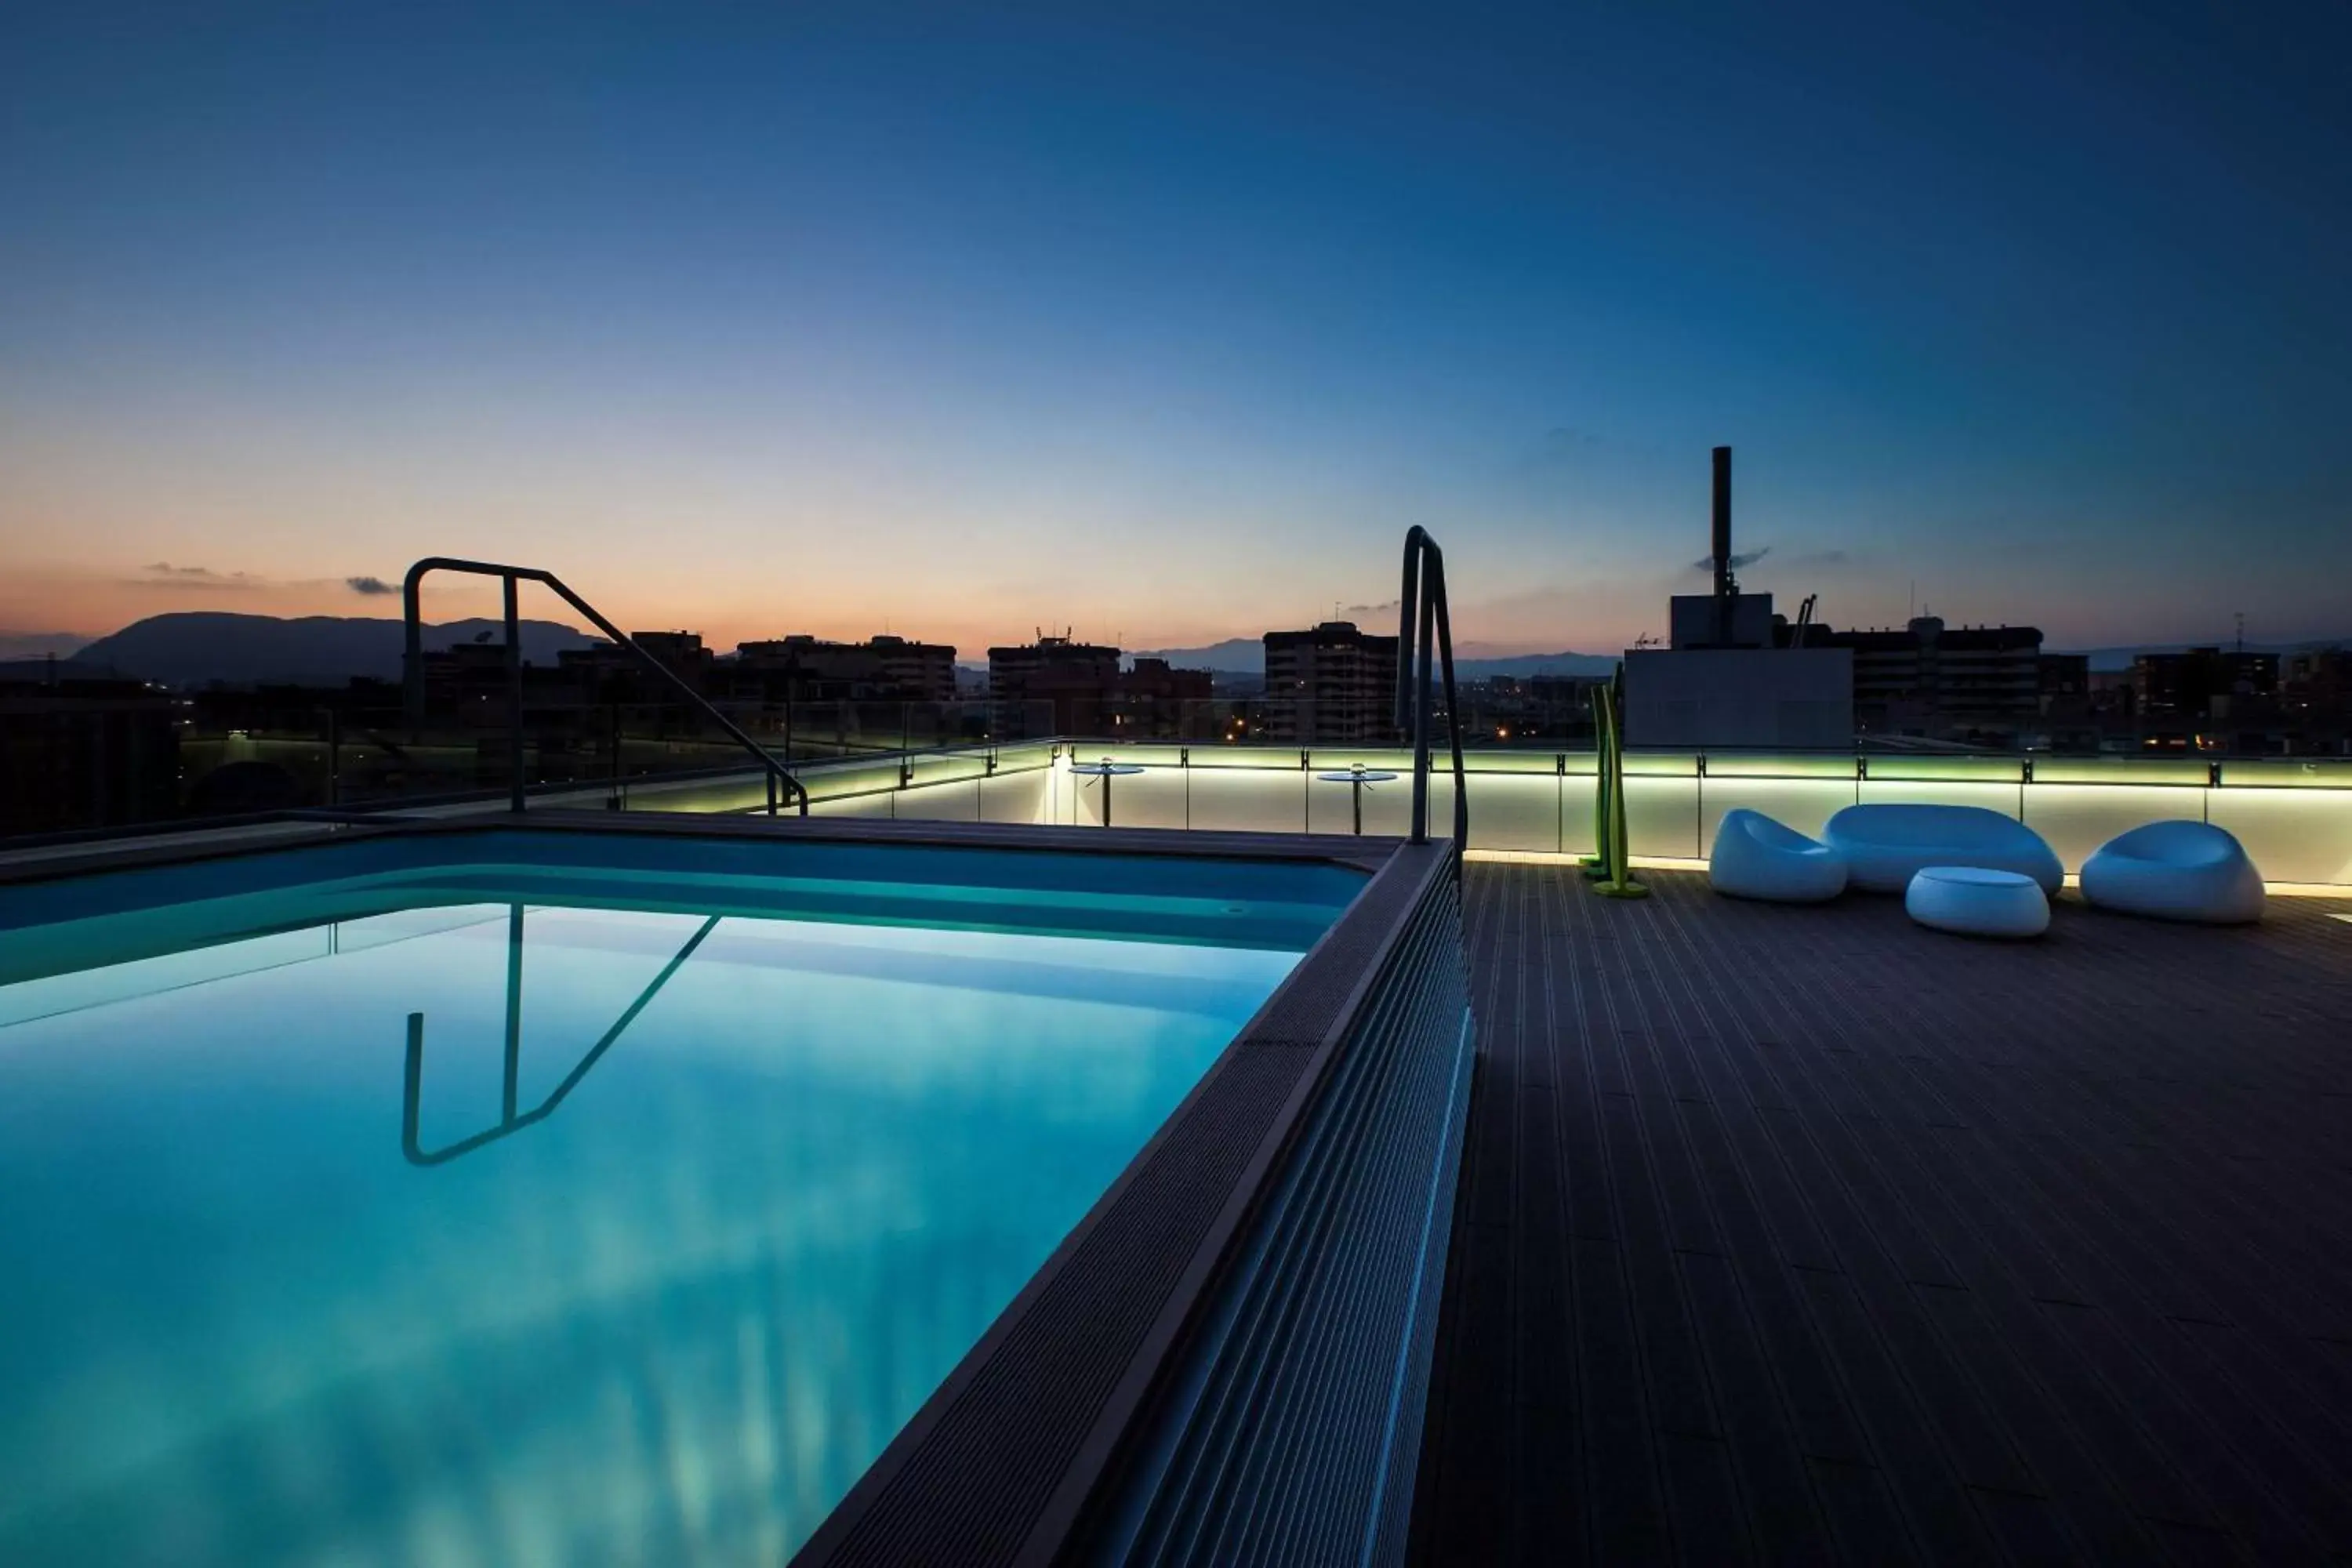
[498,742,2352,887]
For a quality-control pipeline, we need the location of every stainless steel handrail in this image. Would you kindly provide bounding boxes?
[1394,527,1468,849]
[401,556,808,815]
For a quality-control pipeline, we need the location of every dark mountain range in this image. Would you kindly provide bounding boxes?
[70,612,602,688]
[0,634,92,667]
[1128,638,1265,673]
[1453,652,1621,681]
[0,632,91,661]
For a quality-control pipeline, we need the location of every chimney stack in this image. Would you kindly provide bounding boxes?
[1711,445,1733,645]
[1711,445,1733,600]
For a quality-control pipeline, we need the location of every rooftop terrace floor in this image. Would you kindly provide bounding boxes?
[1409,863,2352,1566]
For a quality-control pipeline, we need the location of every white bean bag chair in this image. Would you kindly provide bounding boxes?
[1709,809,1847,902]
[1907,866,2049,938]
[1824,804,2063,894]
[2079,821,2263,924]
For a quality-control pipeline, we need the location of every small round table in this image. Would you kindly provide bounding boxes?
[1069,760,1146,827]
[1906,866,2049,938]
[1314,767,1399,835]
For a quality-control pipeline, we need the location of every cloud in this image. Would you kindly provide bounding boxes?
[129,562,262,590]
[1688,546,1772,572]
[347,575,397,596]
[1780,549,1853,568]
[1340,598,1401,619]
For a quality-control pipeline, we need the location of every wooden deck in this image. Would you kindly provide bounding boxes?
[1409,864,2352,1565]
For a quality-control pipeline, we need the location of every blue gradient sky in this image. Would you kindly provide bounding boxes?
[3,2,2346,655]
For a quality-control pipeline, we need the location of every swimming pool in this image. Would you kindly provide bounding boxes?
[0,824,1373,1565]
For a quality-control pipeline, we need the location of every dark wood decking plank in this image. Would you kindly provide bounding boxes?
[1411,866,2352,1566]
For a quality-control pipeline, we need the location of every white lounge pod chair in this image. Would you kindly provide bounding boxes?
[1824,804,2063,894]
[2079,821,2263,924]
[1708,809,1847,902]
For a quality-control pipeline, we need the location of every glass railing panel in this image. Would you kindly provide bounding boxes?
[2031,757,2209,787]
[808,792,895,819]
[2218,757,2352,789]
[1699,776,1860,855]
[1563,773,1600,858]
[978,769,1052,826]
[2207,789,2352,883]
[1301,747,1414,775]
[1457,749,1559,775]
[1458,771,1562,851]
[2022,782,2211,872]
[902,752,992,790]
[1181,746,1301,771]
[1857,777,2027,819]
[1863,755,2027,784]
[802,760,907,803]
[884,774,982,826]
[1062,742,1186,771]
[1621,775,1704,859]
[990,741,1059,773]
[1701,751,1858,780]
[622,775,775,815]
[1183,766,1312,834]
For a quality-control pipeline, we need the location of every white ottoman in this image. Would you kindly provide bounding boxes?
[1906,866,2049,938]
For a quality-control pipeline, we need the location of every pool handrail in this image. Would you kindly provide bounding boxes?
[401,555,808,816]
[1395,527,1468,850]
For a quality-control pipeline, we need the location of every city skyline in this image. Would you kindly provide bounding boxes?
[5,3,2347,656]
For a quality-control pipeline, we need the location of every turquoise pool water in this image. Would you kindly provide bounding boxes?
[0,842,1344,1565]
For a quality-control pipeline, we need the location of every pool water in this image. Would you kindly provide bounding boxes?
[0,896,1308,1565]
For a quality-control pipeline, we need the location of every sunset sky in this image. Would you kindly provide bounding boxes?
[3,2,2347,659]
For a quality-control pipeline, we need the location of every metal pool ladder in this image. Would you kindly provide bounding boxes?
[401,556,809,815]
[1395,526,1468,850]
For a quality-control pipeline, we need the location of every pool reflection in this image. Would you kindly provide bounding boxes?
[402,907,720,1166]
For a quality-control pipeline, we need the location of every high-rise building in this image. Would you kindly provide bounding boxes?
[987,636,1122,738]
[2038,653,2090,711]
[730,633,956,704]
[1262,622,1400,743]
[0,676,180,833]
[2284,648,2351,715]
[555,630,715,696]
[2134,648,2279,719]
[1788,617,2042,735]
[1120,657,1214,739]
